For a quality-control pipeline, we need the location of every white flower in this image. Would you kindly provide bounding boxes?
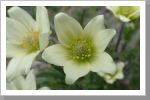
[106,6,140,22]
[6,69,50,90]
[42,13,116,85]
[98,62,125,84]
[6,6,51,82]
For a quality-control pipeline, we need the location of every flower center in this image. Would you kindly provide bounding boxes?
[22,29,40,51]
[70,36,92,60]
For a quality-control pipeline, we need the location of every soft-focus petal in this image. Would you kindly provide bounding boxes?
[106,79,115,84]
[6,41,27,58]
[42,44,69,66]
[18,51,40,75]
[106,6,119,16]
[94,29,116,52]
[54,13,83,47]
[38,86,50,90]
[6,18,28,44]
[6,52,28,82]
[115,72,124,79]
[64,61,91,85]
[84,15,105,38]
[39,31,51,51]
[6,83,13,90]
[10,75,26,90]
[36,6,50,33]
[90,52,116,74]
[118,15,130,22]
[25,69,36,90]
[8,6,36,31]
[128,10,140,19]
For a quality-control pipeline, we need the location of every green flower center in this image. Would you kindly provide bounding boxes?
[22,29,40,51]
[117,6,135,17]
[70,36,92,60]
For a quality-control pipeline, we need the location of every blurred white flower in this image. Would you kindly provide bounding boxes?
[6,6,51,82]
[98,62,125,84]
[42,13,116,85]
[6,69,50,90]
[106,6,140,22]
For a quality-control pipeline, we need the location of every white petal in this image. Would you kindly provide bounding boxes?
[94,29,116,52]
[18,51,40,75]
[6,18,28,44]
[128,10,140,19]
[8,6,36,31]
[6,52,28,82]
[84,15,105,38]
[54,13,83,47]
[38,86,50,90]
[64,61,91,85]
[36,6,50,33]
[90,52,116,74]
[25,69,36,90]
[6,83,12,90]
[118,15,130,22]
[106,79,115,84]
[42,44,69,66]
[115,72,124,79]
[6,41,27,58]
[10,75,26,90]
[106,6,119,16]
[39,31,51,51]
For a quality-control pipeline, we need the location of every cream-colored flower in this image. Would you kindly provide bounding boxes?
[6,6,51,82]
[6,69,50,90]
[98,62,125,84]
[106,6,140,22]
[42,13,116,85]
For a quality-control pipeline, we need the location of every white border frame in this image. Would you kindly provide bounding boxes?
[1,1,145,96]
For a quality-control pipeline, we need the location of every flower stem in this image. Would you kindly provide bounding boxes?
[115,22,125,53]
[80,9,86,27]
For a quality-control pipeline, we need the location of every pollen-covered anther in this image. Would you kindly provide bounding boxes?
[22,29,40,51]
[70,36,92,60]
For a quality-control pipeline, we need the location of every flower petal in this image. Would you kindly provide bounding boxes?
[105,79,115,84]
[39,31,51,51]
[84,15,105,38]
[6,41,27,58]
[42,44,69,66]
[18,51,40,75]
[128,10,140,19]
[25,69,36,90]
[54,13,83,47]
[118,15,130,22]
[38,86,50,90]
[10,75,26,90]
[106,6,119,16]
[64,61,91,85]
[8,6,36,31]
[6,18,28,44]
[6,52,28,82]
[94,29,116,52]
[36,6,50,33]
[90,52,116,74]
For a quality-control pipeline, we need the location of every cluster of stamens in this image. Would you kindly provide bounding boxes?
[69,36,92,60]
[22,29,40,51]
[117,6,134,17]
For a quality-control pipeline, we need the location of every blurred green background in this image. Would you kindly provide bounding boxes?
[6,6,140,90]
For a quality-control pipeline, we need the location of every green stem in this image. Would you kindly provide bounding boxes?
[115,22,125,53]
[80,9,86,27]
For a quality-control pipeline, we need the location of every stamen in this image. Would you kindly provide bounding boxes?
[70,36,92,60]
[22,29,39,51]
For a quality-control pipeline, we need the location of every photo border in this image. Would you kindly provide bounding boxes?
[1,0,145,96]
